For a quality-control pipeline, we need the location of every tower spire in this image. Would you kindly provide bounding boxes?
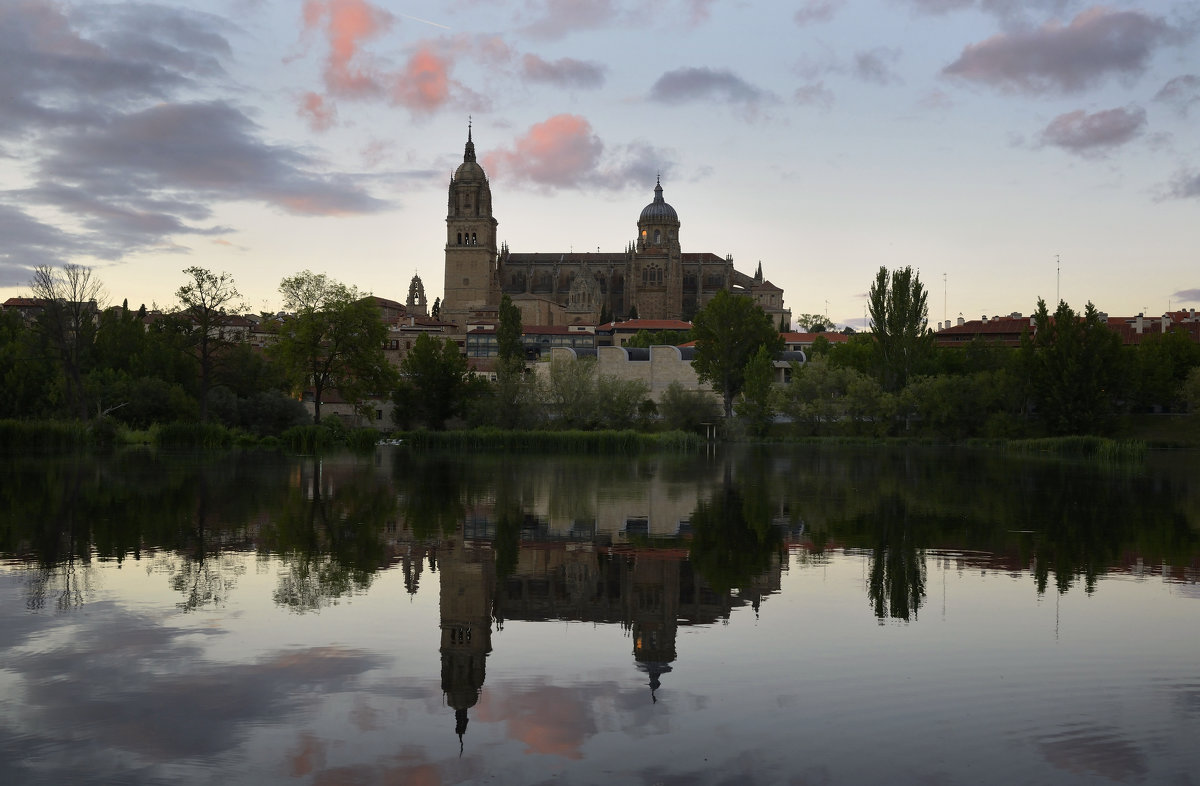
[463,117,476,163]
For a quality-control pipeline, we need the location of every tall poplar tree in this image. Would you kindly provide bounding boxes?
[867,266,930,391]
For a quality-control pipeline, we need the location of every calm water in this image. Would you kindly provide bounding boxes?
[2,445,1199,785]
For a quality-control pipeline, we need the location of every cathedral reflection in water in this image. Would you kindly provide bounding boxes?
[381,454,792,744]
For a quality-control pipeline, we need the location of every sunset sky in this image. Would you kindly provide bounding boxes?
[2,0,1197,328]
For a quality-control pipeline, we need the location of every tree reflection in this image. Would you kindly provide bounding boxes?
[396,456,466,540]
[863,497,927,622]
[264,458,397,611]
[688,465,782,596]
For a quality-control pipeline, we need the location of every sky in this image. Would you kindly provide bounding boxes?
[1,0,1198,329]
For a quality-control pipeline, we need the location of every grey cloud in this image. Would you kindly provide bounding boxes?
[522,0,621,40]
[0,1,225,138]
[40,101,385,216]
[794,0,844,26]
[1154,74,1200,116]
[0,204,109,285]
[943,9,1186,94]
[649,67,768,105]
[0,2,387,280]
[794,82,835,109]
[854,48,903,85]
[591,142,677,191]
[902,0,1081,23]
[1172,289,1200,303]
[1,606,386,777]
[1161,168,1200,200]
[1038,106,1146,156]
[521,54,606,89]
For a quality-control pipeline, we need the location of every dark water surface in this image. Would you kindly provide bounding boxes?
[2,445,1199,785]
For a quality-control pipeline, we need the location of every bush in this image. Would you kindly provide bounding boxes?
[658,382,722,433]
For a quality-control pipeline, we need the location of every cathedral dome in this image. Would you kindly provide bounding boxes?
[639,178,678,223]
[455,160,485,181]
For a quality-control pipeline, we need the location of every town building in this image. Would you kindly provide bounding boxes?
[440,127,791,329]
[934,309,1200,348]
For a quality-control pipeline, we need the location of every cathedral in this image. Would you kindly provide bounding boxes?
[441,128,790,329]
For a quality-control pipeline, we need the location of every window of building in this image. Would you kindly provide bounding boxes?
[375,409,383,420]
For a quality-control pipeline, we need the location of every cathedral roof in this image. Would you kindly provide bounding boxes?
[639,177,678,223]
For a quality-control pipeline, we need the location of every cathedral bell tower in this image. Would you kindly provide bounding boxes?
[443,124,499,325]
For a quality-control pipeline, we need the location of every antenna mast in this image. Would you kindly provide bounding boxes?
[1056,254,1060,306]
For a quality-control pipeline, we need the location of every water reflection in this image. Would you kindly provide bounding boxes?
[2,445,1200,783]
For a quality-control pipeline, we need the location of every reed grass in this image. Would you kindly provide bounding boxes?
[153,422,235,449]
[1003,435,1147,462]
[0,419,91,449]
[282,424,337,453]
[398,428,701,453]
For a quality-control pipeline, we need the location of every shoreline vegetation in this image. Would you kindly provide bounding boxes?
[0,417,1182,461]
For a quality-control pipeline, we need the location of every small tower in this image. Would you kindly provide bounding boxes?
[406,273,428,317]
[443,123,499,326]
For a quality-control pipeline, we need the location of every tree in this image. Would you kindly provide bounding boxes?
[734,345,776,437]
[396,333,468,430]
[867,266,931,391]
[29,264,105,419]
[497,294,524,374]
[176,267,241,422]
[271,271,395,424]
[627,304,639,320]
[431,297,441,320]
[1020,298,1121,434]
[691,289,783,417]
[793,313,827,332]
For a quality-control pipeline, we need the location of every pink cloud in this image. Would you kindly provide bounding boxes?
[298,92,337,131]
[484,114,604,188]
[302,0,392,96]
[389,46,451,113]
[476,685,595,759]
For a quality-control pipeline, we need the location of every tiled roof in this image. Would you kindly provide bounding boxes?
[782,331,851,343]
[601,319,692,332]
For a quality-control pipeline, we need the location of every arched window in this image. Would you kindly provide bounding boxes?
[471,232,477,245]
[654,229,661,243]
[457,232,462,245]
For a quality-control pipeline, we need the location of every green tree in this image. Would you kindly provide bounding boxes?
[497,294,523,369]
[396,333,468,430]
[271,271,395,424]
[867,266,931,391]
[627,303,639,320]
[175,267,242,422]
[691,289,783,417]
[1020,298,1121,434]
[734,345,776,437]
[793,313,827,332]
[29,264,104,419]
[0,309,56,418]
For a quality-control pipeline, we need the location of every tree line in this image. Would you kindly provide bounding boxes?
[3,263,1198,440]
